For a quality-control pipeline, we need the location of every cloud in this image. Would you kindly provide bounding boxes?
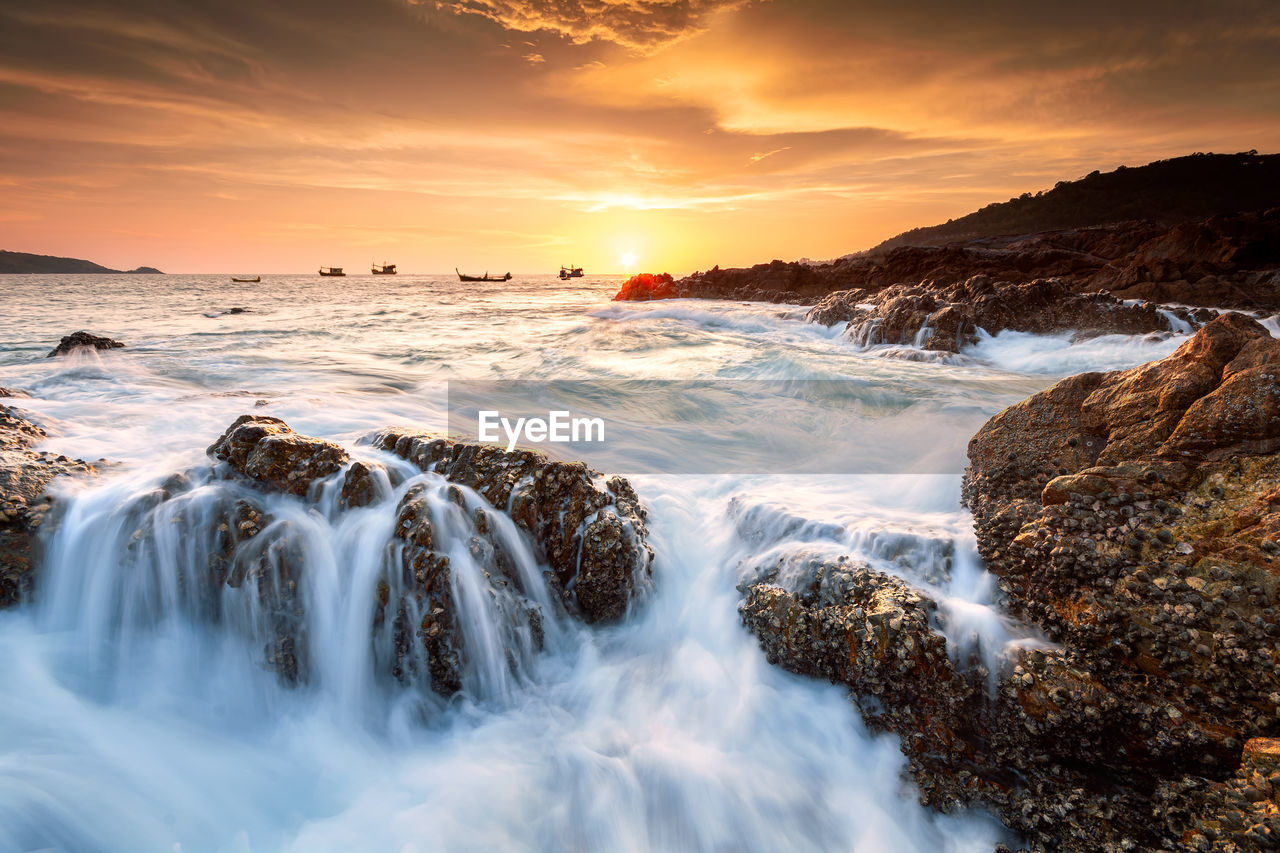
[747,146,789,164]
[422,0,750,49]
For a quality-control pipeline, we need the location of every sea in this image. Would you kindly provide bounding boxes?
[0,273,1217,852]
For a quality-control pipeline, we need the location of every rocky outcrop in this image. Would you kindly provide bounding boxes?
[46,331,125,357]
[612,272,678,301]
[0,405,97,606]
[959,313,1280,849]
[371,428,653,624]
[626,210,1280,313]
[739,553,979,762]
[208,415,368,502]
[742,315,1280,851]
[194,417,653,690]
[806,275,1187,352]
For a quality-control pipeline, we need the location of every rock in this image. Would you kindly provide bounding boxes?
[612,272,678,301]
[371,428,653,623]
[819,276,1187,352]
[0,387,26,397]
[652,209,1280,311]
[191,417,654,691]
[45,331,125,357]
[742,315,1280,850]
[956,313,1280,848]
[804,288,871,325]
[208,415,355,498]
[739,553,975,755]
[0,405,97,606]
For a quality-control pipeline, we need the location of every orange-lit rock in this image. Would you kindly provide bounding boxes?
[612,272,678,301]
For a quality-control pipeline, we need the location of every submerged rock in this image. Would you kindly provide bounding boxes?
[808,275,1187,352]
[45,330,125,357]
[0,405,97,606]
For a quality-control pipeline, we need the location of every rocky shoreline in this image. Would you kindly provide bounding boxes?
[740,314,1280,851]
[615,209,1280,319]
[4,318,1280,849]
[0,404,653,691]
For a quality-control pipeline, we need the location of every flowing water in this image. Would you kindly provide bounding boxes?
[0,274,1206,852]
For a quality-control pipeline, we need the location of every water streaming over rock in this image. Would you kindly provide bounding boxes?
[0,273,1222,851]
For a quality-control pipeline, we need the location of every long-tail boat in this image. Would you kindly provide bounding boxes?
[231,276,260,283]
[456,268,512,282]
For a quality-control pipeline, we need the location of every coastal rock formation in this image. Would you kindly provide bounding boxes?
[805,275,1186,352]
[742,315,1280,850]
[371,428,653,624]
[625,209,1280,313]
[962,313,1280,848]
[208,415,362,500]
[0,405,97,606]
[612,272,678,301]
[194,417,652,688]
[46,331,125,357]
[739,553,978,760]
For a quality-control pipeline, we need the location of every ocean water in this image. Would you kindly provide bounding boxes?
[0,274,1205,852]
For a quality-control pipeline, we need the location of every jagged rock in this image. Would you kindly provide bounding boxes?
[208,415,363,500]
[45,331,125,357]
[0,405,97,606]
[739,554,976,756]
[809,275,1185,352]
[957,313,1280,848]
[371,428,653,624]
[193,417,653,692]
[0,387,26,397]
[741,316,1280,850]
[612,272,677,301]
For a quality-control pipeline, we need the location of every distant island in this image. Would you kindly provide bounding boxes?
[0,250,163,275]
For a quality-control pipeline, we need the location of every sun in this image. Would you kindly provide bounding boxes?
[619,251,638,271]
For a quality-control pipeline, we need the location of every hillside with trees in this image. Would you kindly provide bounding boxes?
[875,151,1280,250]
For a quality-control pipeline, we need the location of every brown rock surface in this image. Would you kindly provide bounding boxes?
[959,313,1280,849]
[742,315,1280,850]
[208,415,370,502]
[371,428,653,624]
[0,405,97,606]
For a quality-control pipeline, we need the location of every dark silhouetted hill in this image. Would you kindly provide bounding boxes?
[875,151,1280,250]
[0,251,164,274]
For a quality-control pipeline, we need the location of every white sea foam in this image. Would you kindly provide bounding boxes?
[0,273,1210,851]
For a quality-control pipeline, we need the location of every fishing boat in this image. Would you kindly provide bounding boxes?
[371,262,397,275]
[456,268,512,282]
[231,276,260,283]
[559,265,584,280]
[319,267,345,277]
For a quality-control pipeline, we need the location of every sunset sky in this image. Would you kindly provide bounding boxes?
[1,0,1278,274]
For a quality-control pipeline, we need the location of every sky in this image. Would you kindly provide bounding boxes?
[0,0,1277,274]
